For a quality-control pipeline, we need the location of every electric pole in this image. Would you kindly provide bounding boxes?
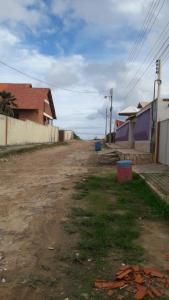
[156,59,161,105]
[109,88,113,145]
[105,107,108,140]
[155,59,162,162]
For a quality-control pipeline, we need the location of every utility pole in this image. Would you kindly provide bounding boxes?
[105,107,108,140]
[155,59,162,162]
[156,59,161,105]
[109,88,113,145]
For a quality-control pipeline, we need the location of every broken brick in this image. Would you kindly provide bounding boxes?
[95,264,169,299]
[116,269,132,280]
[116,266,131,276]
[143,268,152,276]
[135,286,147,300]
[95,280,125,289]
[134,273,144,284]
[151,269,164,278]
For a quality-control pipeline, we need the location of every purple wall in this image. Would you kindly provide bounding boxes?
[116,123,129,141]
[134,109,151,141]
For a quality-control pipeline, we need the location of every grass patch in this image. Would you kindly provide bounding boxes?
[0,142,68,159]
[64,171,169,299]
[20,275,57,288]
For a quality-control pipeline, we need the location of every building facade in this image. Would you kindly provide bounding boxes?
[0,83,56,125]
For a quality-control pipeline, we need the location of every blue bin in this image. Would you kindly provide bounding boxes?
[95,141,102,152]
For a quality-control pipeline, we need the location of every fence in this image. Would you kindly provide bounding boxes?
[159,119,169,166]
[0,114,59,146]
[64,130,73,141]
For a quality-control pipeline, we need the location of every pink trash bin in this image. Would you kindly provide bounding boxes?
[117,160,132,183]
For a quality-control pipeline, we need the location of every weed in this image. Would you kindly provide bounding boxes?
[65,171,169,299]
[0,142,68,159]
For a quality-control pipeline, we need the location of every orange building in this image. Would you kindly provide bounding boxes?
[0,83,56,125]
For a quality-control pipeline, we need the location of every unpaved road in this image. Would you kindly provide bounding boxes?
[0,141,94,300]
[1,141,169,300]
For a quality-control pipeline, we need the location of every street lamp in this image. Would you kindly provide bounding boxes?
[104,88,113,145]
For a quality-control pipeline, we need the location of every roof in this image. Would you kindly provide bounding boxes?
[137,101,150,109]
[118,106,140,116]
[0,83,32,89]
[0,83,56,119]
[115,120,125,127]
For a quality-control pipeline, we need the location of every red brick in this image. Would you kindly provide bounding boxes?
[95,280,125,289]
[135,286,147,300]
[116,269,132,280]
[134,273,144,284]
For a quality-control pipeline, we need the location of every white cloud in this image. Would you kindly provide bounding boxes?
[0,1,169,139]
[0,0,48,32]
[51,0,152,33]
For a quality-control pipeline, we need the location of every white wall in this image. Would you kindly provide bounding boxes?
[135,141,151,153]
[0,115,59,146]
[64,130,73,141]
[115,141,130,148]
[159,119,169,166]
[158,99,169,122]
[0,115,6,145]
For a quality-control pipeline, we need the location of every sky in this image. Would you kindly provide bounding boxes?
[0,0,169,139]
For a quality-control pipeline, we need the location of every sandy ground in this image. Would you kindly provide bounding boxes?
[0,140,95,299]
[0,141,169,300]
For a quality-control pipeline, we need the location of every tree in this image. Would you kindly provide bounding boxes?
[73,132,81,140]
[0,91,17,117]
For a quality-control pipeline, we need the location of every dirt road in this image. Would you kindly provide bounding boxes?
[0,141,94,300]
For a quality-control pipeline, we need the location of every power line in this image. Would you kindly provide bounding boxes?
[126,20,169,91]
[0,59,105,95]
[128,0,160,62]
[124,42,169,99]
[162,49,169,63]
[128,0,166,64]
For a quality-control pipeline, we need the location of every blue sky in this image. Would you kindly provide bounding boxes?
[0,0,169,139]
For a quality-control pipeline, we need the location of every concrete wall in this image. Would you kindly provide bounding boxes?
[115,141,130,148]
[64,130,73,141]
[0,114,6,145]
[135,141,151,153]
[0,114,59,146]
[116,122,129,142]
[157,99,169,122]
[116,121,135,148]
[159,119,169,166]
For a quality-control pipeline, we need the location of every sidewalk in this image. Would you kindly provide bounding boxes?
[106,143,153,164]
[134,163,169,201]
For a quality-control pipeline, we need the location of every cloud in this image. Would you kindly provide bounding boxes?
[51,0,151,34]
[0,0,49,32]
[0,0,169,139]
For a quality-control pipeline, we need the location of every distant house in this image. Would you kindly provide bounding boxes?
[115,103,152,151]
[115,98,169,166]
[0,83,56,125]
[115,120,124,128]
[137,101,150,109]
